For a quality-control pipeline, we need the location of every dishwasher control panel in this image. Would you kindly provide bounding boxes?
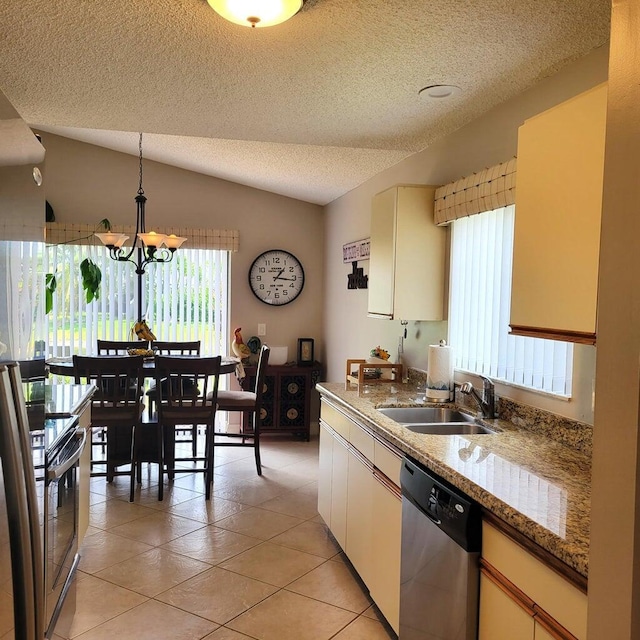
[401,456,481,551]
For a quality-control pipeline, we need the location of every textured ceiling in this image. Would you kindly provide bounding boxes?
[0,0,611,205]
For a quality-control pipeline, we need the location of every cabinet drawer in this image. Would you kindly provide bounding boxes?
[320,399,352,441]
[349,421,374,461]
[374,439,402,486]
[482,522,587,639]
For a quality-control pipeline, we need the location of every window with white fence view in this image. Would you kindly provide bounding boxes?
[39,244,229,358]
[448,204,573,397]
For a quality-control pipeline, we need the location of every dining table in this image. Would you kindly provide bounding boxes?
[46,354,242,379]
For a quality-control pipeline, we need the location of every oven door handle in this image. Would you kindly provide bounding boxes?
[47,429,87,481]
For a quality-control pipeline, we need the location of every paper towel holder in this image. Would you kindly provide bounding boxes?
[425,339,454,403]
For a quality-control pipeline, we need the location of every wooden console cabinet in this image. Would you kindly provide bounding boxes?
[240,362,322,440]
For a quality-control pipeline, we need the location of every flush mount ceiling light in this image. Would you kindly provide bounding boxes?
[207,0,304,28]
[419,84,462,100]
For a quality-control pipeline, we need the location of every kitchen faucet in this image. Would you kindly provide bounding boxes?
[459,375,495,418]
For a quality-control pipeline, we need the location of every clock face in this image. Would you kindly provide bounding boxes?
[249,250,305,306]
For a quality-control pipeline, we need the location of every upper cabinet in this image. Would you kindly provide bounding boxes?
[510,83,608,344]
[368,185,446,320]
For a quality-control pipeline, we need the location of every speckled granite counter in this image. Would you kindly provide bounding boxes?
[316,381,591,580]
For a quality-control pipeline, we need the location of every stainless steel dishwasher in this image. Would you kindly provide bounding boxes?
[399,457,482,640]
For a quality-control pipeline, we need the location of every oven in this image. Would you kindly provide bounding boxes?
[32,416,86,639]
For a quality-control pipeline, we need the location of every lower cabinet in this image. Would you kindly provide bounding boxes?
[479,521,588,640]
[479,572,534,640]
[345,447,374,586]
[534,622,557,640]
[369,469,402,630]
[318,399,402,634]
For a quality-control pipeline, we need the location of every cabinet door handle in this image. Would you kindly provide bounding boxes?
[373,467,401,500]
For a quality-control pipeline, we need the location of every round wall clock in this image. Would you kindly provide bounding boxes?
[248,249,305,306]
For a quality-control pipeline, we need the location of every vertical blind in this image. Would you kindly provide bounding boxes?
[449,205,573,396]
[0,241,42,359]
[41,244,229,358]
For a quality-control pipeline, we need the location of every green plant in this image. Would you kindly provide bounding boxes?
[45,218,111,314]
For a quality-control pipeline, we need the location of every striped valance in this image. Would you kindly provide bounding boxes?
[45,223,239,252]
[434,158,517,225]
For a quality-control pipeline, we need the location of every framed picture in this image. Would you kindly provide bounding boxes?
[297,338,314,366]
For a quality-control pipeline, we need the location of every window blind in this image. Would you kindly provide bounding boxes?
[434,158,516,225]
[449,205,573,396]
[42,244,230,359]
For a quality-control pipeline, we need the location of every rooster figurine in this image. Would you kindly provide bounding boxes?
[231,327,252,361]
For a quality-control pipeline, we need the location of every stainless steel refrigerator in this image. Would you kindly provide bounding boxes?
[0,363,44,639]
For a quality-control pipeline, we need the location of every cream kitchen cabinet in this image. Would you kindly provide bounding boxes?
[318,399,403,634]
[480,520,587,640]
[479,572,535,640]
[369,467,402,631]
[368,185,446,320]
[510,83,608,344]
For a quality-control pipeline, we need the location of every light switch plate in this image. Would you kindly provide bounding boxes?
[258,323,266,336]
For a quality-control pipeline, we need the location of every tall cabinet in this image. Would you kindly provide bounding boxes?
[368,185,446,321]
[510,83,607,344]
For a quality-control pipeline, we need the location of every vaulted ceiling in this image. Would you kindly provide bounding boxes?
[0,0,611,204]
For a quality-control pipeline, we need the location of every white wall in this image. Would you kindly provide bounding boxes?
[39,133,325,364]
[322,46,609,423]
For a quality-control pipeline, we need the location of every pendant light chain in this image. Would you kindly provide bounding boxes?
[137,132,144,196]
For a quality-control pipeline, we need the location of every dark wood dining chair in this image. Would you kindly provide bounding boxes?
[72,355,160,501]
[146,340,201,450]
[15,359,48,432]
[17,358,48,382]
[94,340,149,460]
[212,344,270,475]
[97,339,149,354]
[154,355,220,499]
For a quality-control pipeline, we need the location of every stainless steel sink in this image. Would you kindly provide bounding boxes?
[377,407,476,424]
[404,423,495,435]
[377,406,497,435]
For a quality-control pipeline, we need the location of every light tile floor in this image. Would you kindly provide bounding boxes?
[71,436,398,640]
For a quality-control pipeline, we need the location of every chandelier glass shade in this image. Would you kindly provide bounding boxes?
[206,0,303,28]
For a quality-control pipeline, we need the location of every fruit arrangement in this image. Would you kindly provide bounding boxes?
[370,346,390,360]
[127,348,155,357]
[131,319,156,341]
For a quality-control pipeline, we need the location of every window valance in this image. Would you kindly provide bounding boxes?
[45,223,239,252]
[433,158,516,225]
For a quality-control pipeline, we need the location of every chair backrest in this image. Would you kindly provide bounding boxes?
[253,345,271,411]
[97,340,149,355]
[154,355,221,426]
[151,341,201,355]
[17,358,48,381]
[72,355,144,426]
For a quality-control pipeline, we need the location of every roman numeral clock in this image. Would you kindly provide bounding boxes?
[248,249,305,305]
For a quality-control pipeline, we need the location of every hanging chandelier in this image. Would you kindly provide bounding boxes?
[206,0,303,28]
[95,132,187,275]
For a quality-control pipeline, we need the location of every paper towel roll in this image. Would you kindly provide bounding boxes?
[426,343,453,401]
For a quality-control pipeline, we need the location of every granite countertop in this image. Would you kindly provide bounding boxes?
[316,381,591,579]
